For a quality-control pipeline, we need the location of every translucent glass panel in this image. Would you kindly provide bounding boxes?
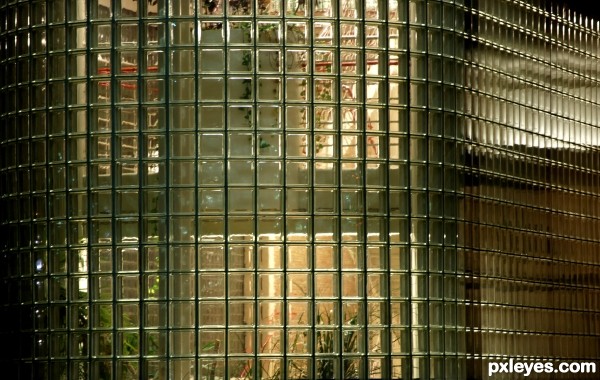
[459,1,600,378]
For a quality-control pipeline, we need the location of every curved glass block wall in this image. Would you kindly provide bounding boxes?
[0,0,598,379]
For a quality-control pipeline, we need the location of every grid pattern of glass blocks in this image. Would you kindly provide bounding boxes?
[459,0,600,378]
[0,0,598,379]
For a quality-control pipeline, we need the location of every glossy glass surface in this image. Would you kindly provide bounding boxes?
[459,1,600,377]
[0,0,598,379]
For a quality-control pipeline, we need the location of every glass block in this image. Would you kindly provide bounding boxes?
[228,273,255,299]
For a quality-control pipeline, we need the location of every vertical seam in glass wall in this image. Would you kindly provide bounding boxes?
[452,0,460,373]
[42,1,51,376]
[424,1,431,374]
[0,0,5,370]
[472,18,483,375]
[439,0,447,373]
[469,0,477,369]
[252,10,259,380]
[164,0,172,375]
[335,2,343,378]
[382,0,392,377]
[192,1,200,379]
[250,1,258,379]
[20,1,27,371]
[85,0,93,377]
[136,2,145,377]
[64,0,72,375]
[110,0,118,376]
[222,6,230,379]
[359,2,368,379]
[405,0,413,372]
[460,0,467,369]
[455,12,461,370]
[281,7,288,380]
[307,3,316,378]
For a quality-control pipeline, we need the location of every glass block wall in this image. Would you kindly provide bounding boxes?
[460,0,600,378]
[0,0,598,379]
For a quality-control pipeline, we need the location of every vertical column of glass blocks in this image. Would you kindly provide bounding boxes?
[458,0,476,374]
[46,1,69,378]
[255,3,286,378]
[2,0,16,374]
[338,1,365,378]
[29,18,52,368]
[86,0,116,372]
[363,1,390,378]
[139,1,169,378]
[386,0,410,378]
[66,1,90,378]
[408,0,430,377]
[3,0,37,378]
[440,0,464,378]
[283,1,312,378]
[166,1,198,378]
[112,1,143,377]
[197,2,227,379]
[32,38,55,372]
[424,1,445,377]
[229,3,258,379]
[312,1,345,378]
